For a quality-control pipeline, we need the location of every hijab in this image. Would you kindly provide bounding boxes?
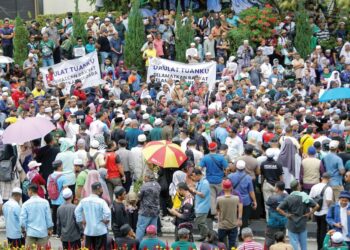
[277,138,296,175]
[169,170,186,197]
[81,170,111,205]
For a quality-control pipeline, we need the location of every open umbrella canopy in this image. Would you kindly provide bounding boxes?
[142,140,187,168]
[319,87,350,102]
[2,117,55,144]
[0,56,14,64]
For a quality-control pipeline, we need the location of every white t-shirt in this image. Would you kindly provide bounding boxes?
[309,182,333,216]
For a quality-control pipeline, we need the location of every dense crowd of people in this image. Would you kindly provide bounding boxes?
[0,1,350,250]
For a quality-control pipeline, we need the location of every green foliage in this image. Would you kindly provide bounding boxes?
[319,37,337,51]
[175,3,195,62]
[72,0,88,45]
[238,6,279,42]
[124,0,145,71]
[227,28,252,56]
[13,16,29,67]
[294,1,312,59]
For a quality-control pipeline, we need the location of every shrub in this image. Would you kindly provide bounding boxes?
[294,1,313,59]
[124,0,145,71]
[72,0,88,45]
[13,16,29,67]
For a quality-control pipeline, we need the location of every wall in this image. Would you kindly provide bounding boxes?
[43,0,95,14]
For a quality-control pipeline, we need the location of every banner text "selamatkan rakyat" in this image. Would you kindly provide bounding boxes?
[147,58,217,90]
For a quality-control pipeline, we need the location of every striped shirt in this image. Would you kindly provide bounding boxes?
[238,241,263,250]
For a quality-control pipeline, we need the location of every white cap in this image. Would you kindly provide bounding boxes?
[28,160,42,169]
[147,34,152,39]
[2,92,8,97]
[236,160,246,170]
[266,148,275,158]
[62,188,73,199]
[219,86,226,91]
[306,109,312,114]
[208,119,216,127]
[53,113,61,121]
[138,134,147,142]
[2,87,8,92]
[90,139,100,149]
[28,53,34,57]
[12,187,22,194]
[88,16,94,20]
[299,107,306,112]
[329,140,339,149]
[244,116,252,123]
[142,113,150,120]
[154,118,162,126]
[190,42,195,46]
[95,17,100,20]
[194,37,201,41]
[205,52,212,56]
[290,120,299,126]
[124,118,132,125]
[74,158,83,165]
[191,109,199,115]
[331,232,344,244]
[263,98,270,104]
[104,18,110,22]
[250,85,257,91]
[243,40,249,44]
[99,98,105,104]
[44,107,52,113]
[261,82,268,88]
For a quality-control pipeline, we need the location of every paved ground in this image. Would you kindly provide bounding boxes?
[0,231,317,249]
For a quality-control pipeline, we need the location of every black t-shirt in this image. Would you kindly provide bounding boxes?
[261,158,283,185]
[74,110,86,125]
[97,36,111,52]
[111,201,129,238]
[36,145,60,182]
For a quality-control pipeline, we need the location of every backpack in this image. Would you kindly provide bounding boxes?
[0,144,17,182]
[47,174,62,200]
[313,184,328,212]
[86,152,99,170]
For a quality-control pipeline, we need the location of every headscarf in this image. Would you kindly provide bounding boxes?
[277,138,296,175]
[81,170,111,205]
[340,42,350,64]
[59,138,75,152]
[169,170,186,197]
[327,70,342,88]
[27,167,39,182]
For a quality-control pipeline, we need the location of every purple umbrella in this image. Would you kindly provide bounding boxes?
[2,117,55,144]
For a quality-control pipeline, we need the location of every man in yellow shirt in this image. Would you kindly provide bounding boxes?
[31,82,46,98]
[142,42,157,68]
[300,127,314,156]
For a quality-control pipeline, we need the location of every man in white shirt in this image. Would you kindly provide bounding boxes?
[64,114,79,143]
[260,56,272,81]
[225,127,244,163]
[187,140,203,167]
[89,111,109,139]
[309,172,333,250]
[180,129,190,152]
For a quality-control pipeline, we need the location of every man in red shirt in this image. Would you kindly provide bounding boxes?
[263,123,275,143]
[11,86,26,107]
[72,79,86,101]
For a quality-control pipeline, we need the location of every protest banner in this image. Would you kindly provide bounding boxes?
[147,58,217,90]
[39,51,104,93]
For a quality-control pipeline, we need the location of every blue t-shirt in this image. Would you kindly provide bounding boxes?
[323,153,344,186]
[199,154,228,184]
[227,171,254,206]
[226,16,240,27]
[214,127,228,145]
[49,172,68,205]
[85,43,96,53]
[195,178,211,214]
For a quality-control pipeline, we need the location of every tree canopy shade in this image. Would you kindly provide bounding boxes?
[13,16,29,67]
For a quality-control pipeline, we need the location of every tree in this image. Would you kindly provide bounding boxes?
[124,0,145,71]
[175,3,194,62]
[13,16,29,67]
[72,0,87,44]
[86,0,129,12]
[294,1,313,59]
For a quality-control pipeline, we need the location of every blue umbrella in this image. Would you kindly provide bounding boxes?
[319,87,350,102]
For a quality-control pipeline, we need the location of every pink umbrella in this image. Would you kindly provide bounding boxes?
[2,117,55,144]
